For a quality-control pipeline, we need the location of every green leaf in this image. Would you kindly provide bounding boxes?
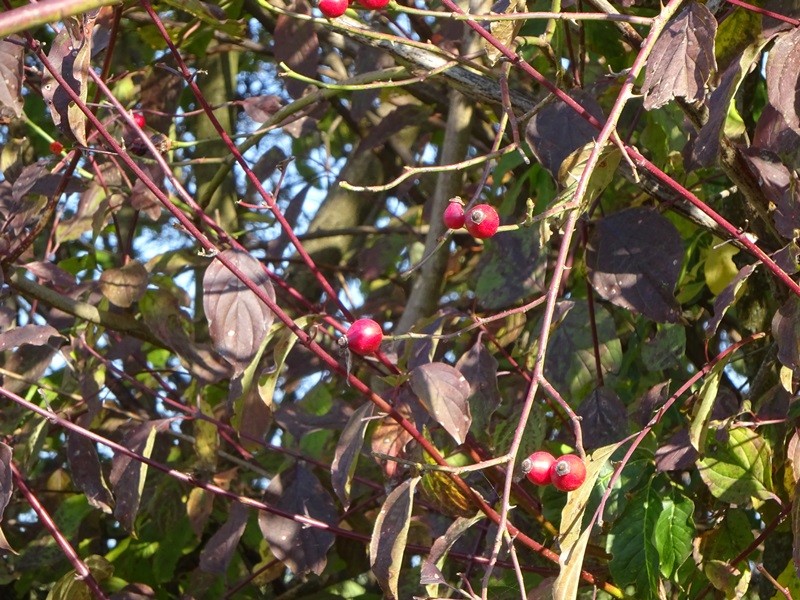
[607,479,661,598]
[704,242,739,295]
[642,323,686,372]
[698,426,773,505]
[689,357,729,451]
[654,489,695,579]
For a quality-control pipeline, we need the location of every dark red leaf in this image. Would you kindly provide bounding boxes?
[642,3,717,110]
[258,464,336,576]
[586,207,683,323]
[0,36,24,123]
[109,421,163,533]
[0,442,14,554]
[773,296,800,374]
[369,476,420,600]
[655,429,698,472]
[705,263,758,338]
[202,249,276,374]
[524,91,605,178]
[766,27,800,133]
[753,103,800,165]
[409,363,471,445]
[23,261,77,291]
[0,324,65,352]
[577,387,629,451]
[199,502,250,574]
[331,402,374,510]
[274,0,319,99]
[741,148,800,240]
[455,339,501,437]
[66,432,113,514]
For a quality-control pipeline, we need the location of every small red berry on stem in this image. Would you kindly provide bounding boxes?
[522,451,556,486]
[49,140,64,154]
[465,204,499,239]
[319,0,348,17]
[443,199,465,230]
[132,111,146,128]
[550,454,586,492]
[344,318,383,355]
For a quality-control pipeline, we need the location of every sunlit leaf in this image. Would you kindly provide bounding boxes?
[409,362,471,445]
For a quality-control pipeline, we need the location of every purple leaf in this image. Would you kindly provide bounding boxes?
[420,514,483,585]
[577,387,629,451]
[741,148,800,240]
[655,429,698,472]
[331,402,374,510]
[0,442,14,554]
[0,36,24,123]
[586,207,683,323]
[766,27,800,132]
[109,421,162,533]
[199,502,250,574]
[524,91,605,178]
[753,103,800,165]
[259,464,336,576]
[642,3,717,110]
[773,296,800,374]
[66,432,114,514]
[455,339,501,437]
[409,363,471,445]
[274,0,319,99]
[369,476,420,600]
[705,263,758,338]
[0,324,65,352]
[634,381,671,427]
[203,249,276,374]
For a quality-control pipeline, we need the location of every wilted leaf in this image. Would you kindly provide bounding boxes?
[66,433,113,514]
[0,324,65,351]
[41,14,95,145]
[259,463,336,576]
[705,263,758,338]
[556,142,621,211]
[525,92,606,178]
[109,421,161,533]
[419,449,478,518]
[766,27,800,132]
[587,207,683,323]
[99,261,148,308]
[484,0,521,65]
[372,401,415,478]
[554,442,622,600]
[203,249,276,374]
[0,36,24,123]
[698,426,773,505]
[409,363,471,445]
[370,476,420,600]
[577,387,629,451]
[331,402,374,510]
[642,3,717,110]
[420,514,484,587]
[199,502,249,574]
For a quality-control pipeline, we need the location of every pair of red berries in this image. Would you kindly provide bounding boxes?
[443,199,499,239]
[319,0,388,18]
[341,318,383,355]
[523,451,586,492]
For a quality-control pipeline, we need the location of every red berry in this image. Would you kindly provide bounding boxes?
[319,0,348,17]
[465,204,499,239]
[132,112,146,128]
[443,200,465,229]
[49,140,64,154]
[345,318,383,355]
[550,454,586,492]
[357,0,389,9]
[522,451,556,486]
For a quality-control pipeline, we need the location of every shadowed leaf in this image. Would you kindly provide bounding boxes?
[455,339,501,440]
[420,514,484,586]
[705,263,758,338]
[773,296,800,374]
[0,324,65,351]
[577,387,629,451]
[199,502,249,574]
[331,402,374,510]
[766,27,800,132]
[99,261,148,308]
[370,476,420,600]
[259,464,336,576]
[66,433,113,514]
[274,0,319,99]
[741,149,800,240]
[372,400,415,479]
[0,36,24,122]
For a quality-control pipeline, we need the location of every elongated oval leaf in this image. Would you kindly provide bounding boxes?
[370,476,420,600]
[331,402,374,510]
[0,36,24,122]
[766,27,800,131]
[654,490,695,579]
[66,433,113,514]
[203,249,276,374]
[99,260,148,308]
[199,503,250,574]
[409,363,471,444]
[259,464,336,576]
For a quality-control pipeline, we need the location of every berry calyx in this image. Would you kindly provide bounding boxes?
[132,112,146,128]
[345,318,383,355]
[465,204,499,239]
[522,451,556,486]
[443,199,465,229]
[49,140,64,154]
[550,454,586,492]
[357,0,389,9]
[319,0,348,17]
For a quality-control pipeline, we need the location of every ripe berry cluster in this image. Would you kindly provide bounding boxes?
[522,451,586,492]
[319,0,389,18]
[442,198,500,239]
